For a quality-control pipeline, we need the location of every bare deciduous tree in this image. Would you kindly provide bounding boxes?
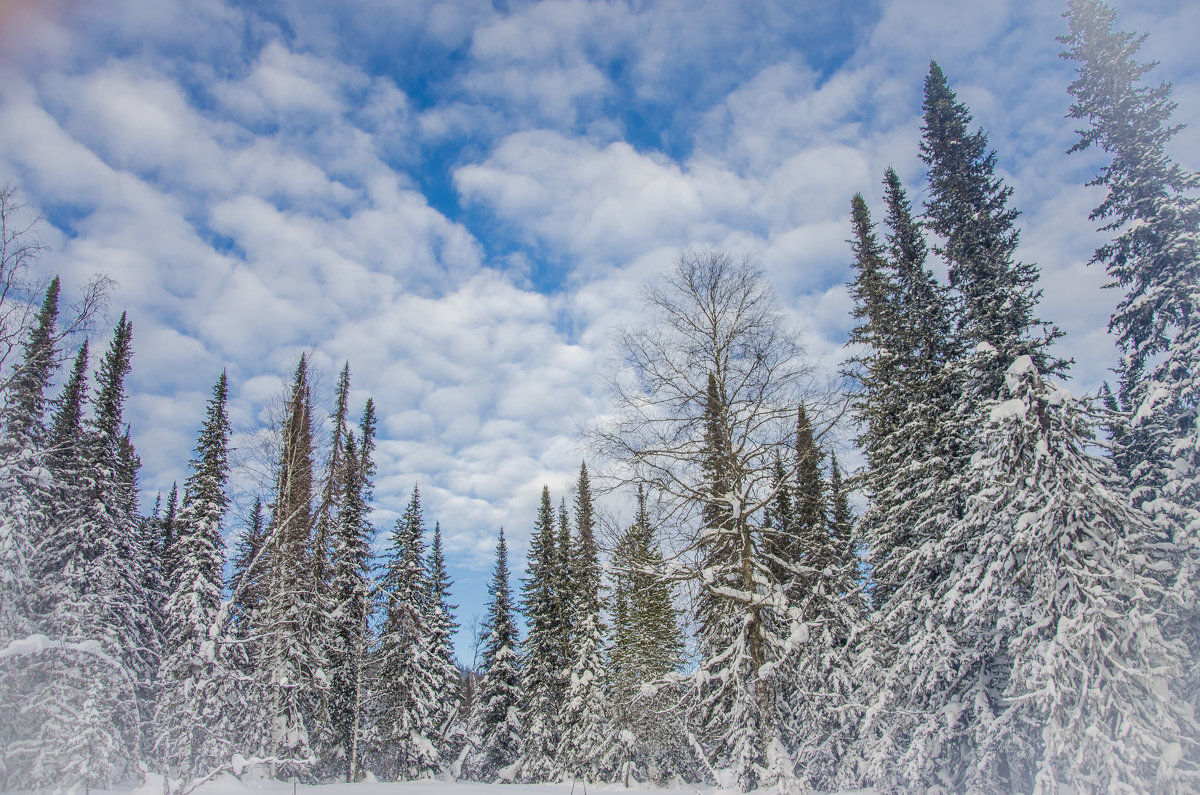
[587,249,840,789]
[0,184,112,400]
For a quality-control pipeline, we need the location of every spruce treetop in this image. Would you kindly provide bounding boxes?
[49,339,88,461]
[6,276,59,446]
[93,312,133,443]
[920,61,1062,380]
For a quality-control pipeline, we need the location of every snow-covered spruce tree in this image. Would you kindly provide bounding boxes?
[948,356,1190,791]
[465,529,523,782]
[0,278,59,787]
[849,192,902,605]
[21,316,154,789]
[1061,0,1200,725]
[515,486,567,782]
[0,278,59,640]
[792,404,828,590]
[221,497,271,763]
[5,341,88,787]
[764,405,826,604]
[425,521,462,762]
[850,172,958,598]
[139,484,172,669]
[372,486,441,780]
[853,343,1008,792]
[784,435,864,792]
[609,485,688,785]
[851,70,1070,787]
[843,178,957,790]
[155,371,233,787]
[921,61,1064,390]
[691,370,770,788]
[590,251,819,791]
[255,355,326,778]
[328,400,376,783]
[557,462,621,782]
[86,315,157,782]
[556,498,573,663]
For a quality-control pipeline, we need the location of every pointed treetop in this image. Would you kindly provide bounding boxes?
[49,339,88,457]
[93,312,133,442]
[6,276,61,445]
[185,371,231,504]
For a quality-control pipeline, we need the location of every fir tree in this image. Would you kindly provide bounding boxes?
[46,340,88,477]
[327,415,374,782]
[373,486,441,779]
[3,276,59,449]
[557,462,621,782]
[314,362,352,583]
[844,191,902,482]
[921,61,1063,389]
[0,278,60,639]
[19,316,152,789]
[556,497,573,668]
[0,279,61,786]
[155,372,233,785]
[5,343,89,787]
[985,357,1192,791]
[792,403,827,590]
[1061,0,1200,729]
[851,343,998,790]
[827,453,854,574]
[843,186,947,605]
[515,486,566,781]
[785,446,863,792]
[425,522,461,757]
[466,529,523,782]
[609,486,687,784]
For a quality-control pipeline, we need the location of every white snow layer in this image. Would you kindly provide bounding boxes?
[21,773,877,795]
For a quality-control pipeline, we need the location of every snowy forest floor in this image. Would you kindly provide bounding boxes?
[17,774,875,795]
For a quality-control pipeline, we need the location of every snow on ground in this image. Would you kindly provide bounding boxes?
[75,773,874,795]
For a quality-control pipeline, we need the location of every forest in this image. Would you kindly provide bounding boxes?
[0,1,1198,792]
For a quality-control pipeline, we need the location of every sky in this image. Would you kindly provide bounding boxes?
[1,0,1197,660]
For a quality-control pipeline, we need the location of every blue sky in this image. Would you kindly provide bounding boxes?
[1,0,1197,660]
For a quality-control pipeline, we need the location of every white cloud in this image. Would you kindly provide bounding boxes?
[1,0,1197,652]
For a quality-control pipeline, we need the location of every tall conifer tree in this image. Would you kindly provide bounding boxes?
[609,486,687,783]
[921,61,1062,388]
[328,398,376,782]
[0,279,61,786]
[1061,0,1200,730]
[557,463,620,781]
[19,316,152,788]
[425,522,461,753]
[516,486,566,781]
[156,372,233,785]
[466,529,522,781]
[0,278,60,640]
[373,487,441,779]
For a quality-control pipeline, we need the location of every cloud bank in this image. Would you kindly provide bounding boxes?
[1,0,1196,652]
